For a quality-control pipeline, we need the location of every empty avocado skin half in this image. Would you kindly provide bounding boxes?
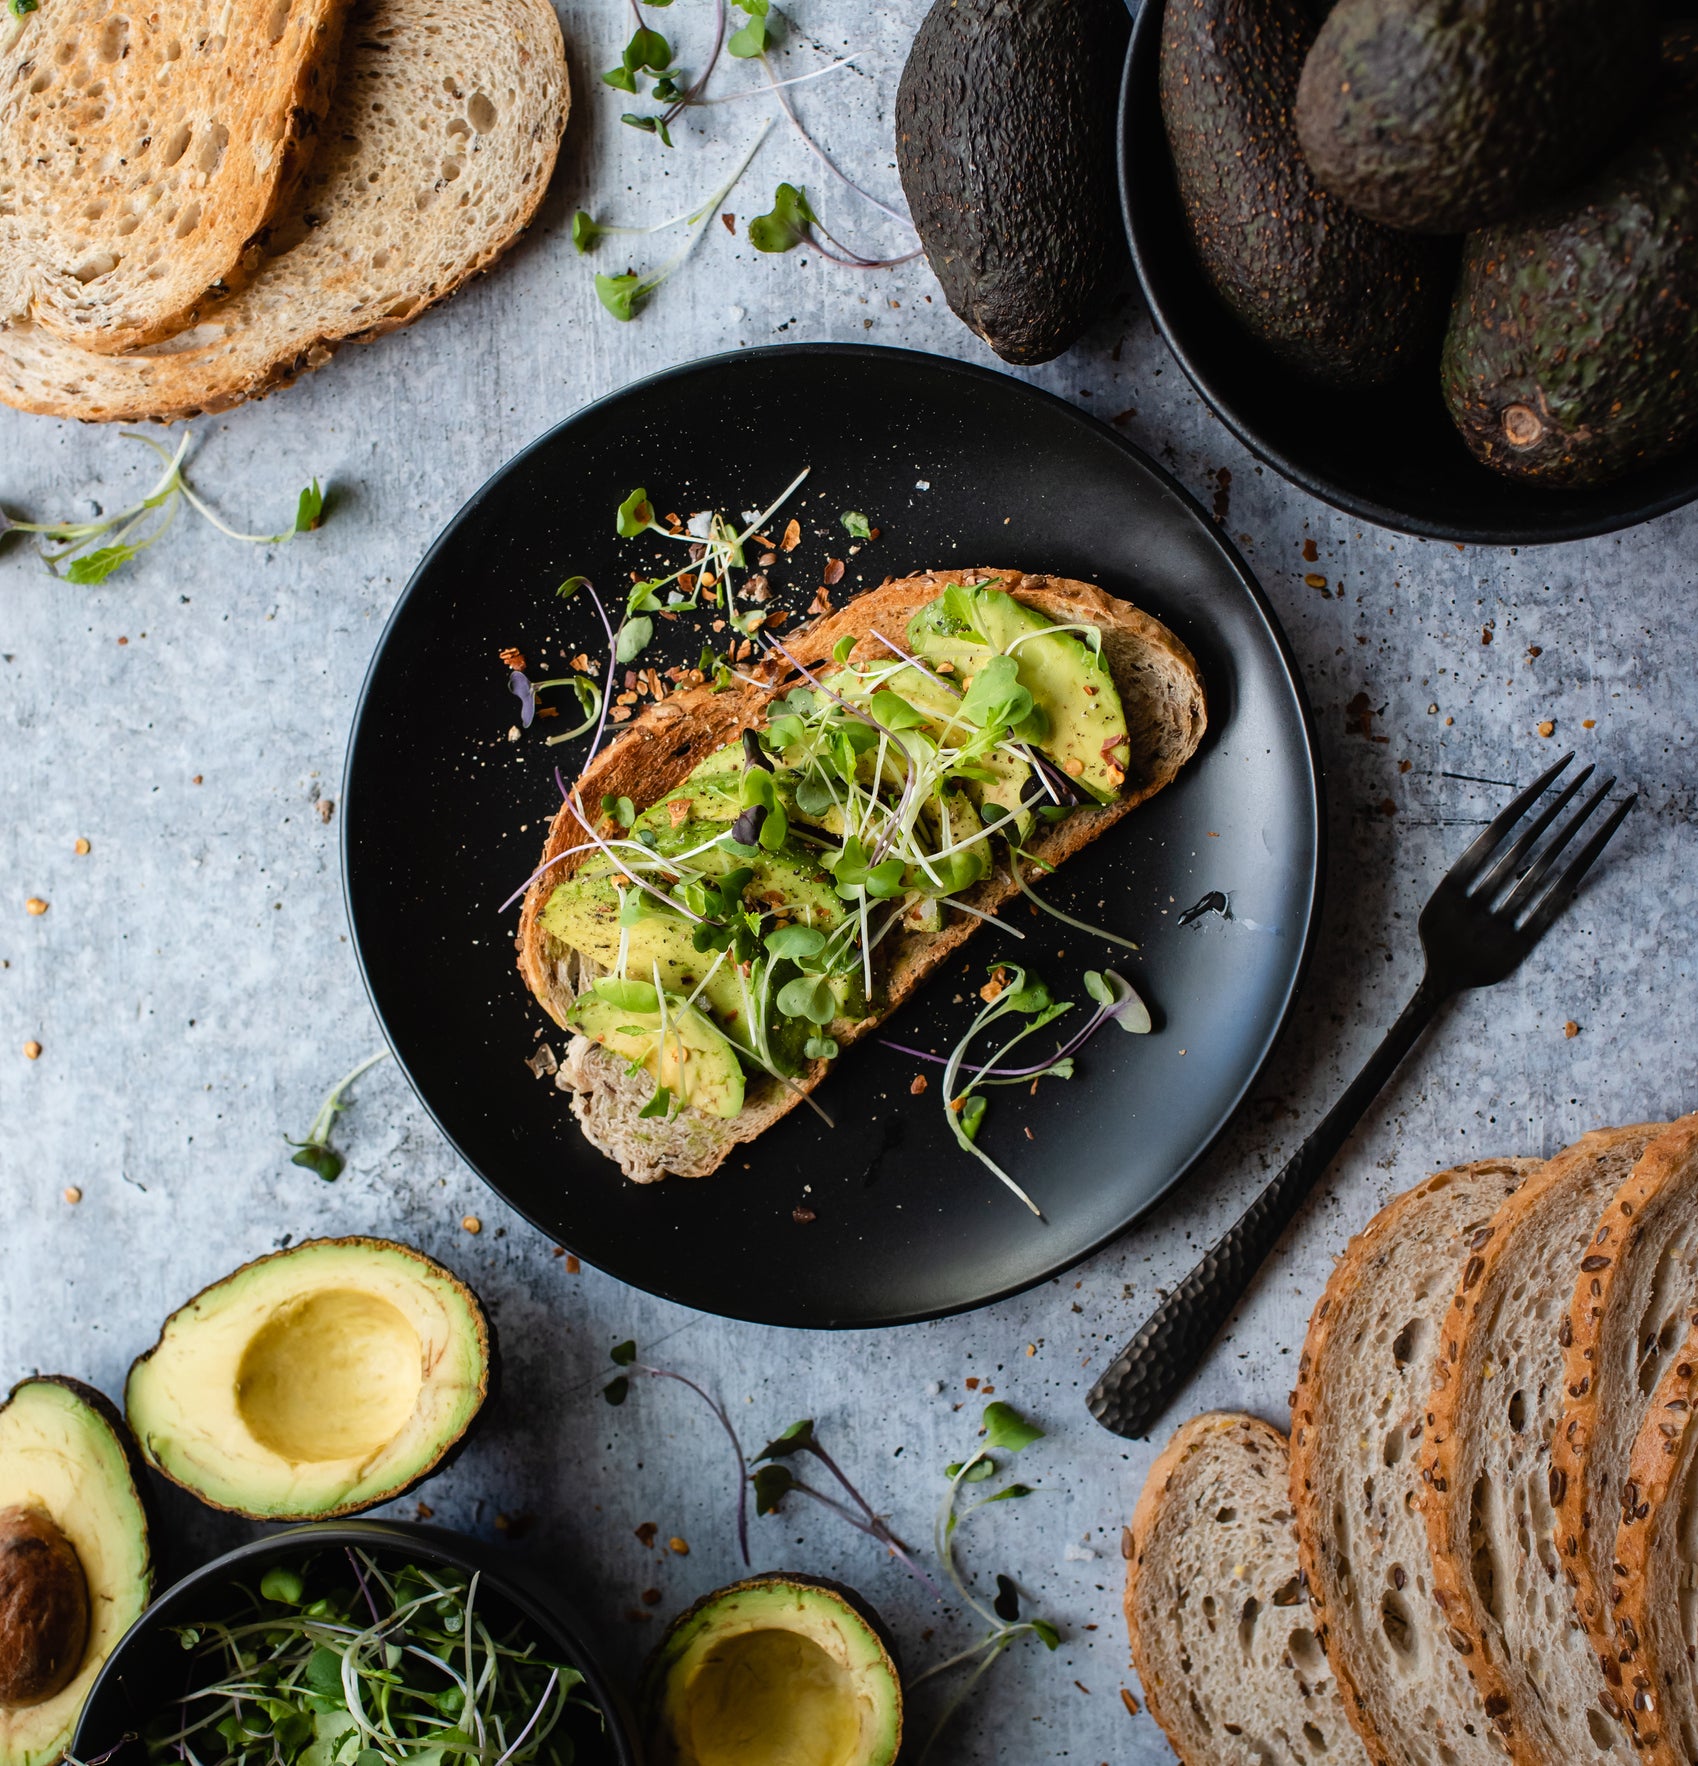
[125,1237,492,1521]
[643,1573,901,1766]
[0,1377,154,1766]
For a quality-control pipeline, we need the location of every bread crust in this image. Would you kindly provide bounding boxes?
[515,568,1206,1183]
[1420,1124,1668,1764]
[1554,1114,1698,1681]
[1290,1159,1537,1766]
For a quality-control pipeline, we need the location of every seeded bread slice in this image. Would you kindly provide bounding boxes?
[1421,1124,1669,1765]
[0,0,568,421]
[1554,1115,1698,1690]
[1126,1412,1372,1766]
[1290,1158,1538,1766]
[0,0,348,353]
[516,569,1207,1185]
[1608,1320,1698,1766]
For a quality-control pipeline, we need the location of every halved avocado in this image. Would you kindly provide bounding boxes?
[125,1238,489,1520]
[0,1377,153,1766]
[643,1573,901,1766]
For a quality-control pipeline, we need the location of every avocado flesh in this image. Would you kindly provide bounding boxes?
[125,1239,489,1520]
[1440,98,1698,488]
[645,1575,901,1766]
[0,1379,151,1766]
[569,995,746,1119]
[907,587,1129,802]
[1295,0,1658,234]
[1160,0,1449,386]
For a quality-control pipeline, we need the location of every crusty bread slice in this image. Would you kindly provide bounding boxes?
[0,0,349,354]
[1421,1125,1669,1765]
[1290,1158,1538,1766]
[1554,1115,1698,1685]
[1608,1317,1698,1766]
[516,569,1207,1184]
[0,0,568,421]
[1126,1412,1371,1766]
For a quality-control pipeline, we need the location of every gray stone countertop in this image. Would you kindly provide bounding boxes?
[3,4,1695,1759]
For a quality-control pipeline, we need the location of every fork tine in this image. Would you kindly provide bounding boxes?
[1449,752,1575,884]
[1518,793,1638,942]
[1499,774,1617,920]
[1471,764,1595,901]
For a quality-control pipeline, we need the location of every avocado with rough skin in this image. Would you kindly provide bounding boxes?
[1160,0,1452,387]
[1440,98,1698,487]
[643,1573,902,1766]
[0,1378,153,1766]
[1296,0,1659,234]
[125,1238,490,1521]
[894,0,1129,365]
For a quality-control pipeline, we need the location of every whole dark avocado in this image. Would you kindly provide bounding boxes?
[1440,99,1698,487]
[1295,0,1659,233]
[1160,0,1450,386]
[895,0,1129,365]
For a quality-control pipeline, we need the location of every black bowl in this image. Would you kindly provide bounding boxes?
[1117,0,1698,545]
[71,1522,640,1766]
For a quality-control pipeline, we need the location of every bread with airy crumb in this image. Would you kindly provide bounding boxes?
[0,0,568,420]
[1127,1411,1371,1766]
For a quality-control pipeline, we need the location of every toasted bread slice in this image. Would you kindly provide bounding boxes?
[1608,1318,1698,1766]
[516,569,1206,1185]
[0,0,568,421]
[1126,1412,1371,1766]
[0,0,349,354]
[1421,1125,1669,1765]
[1554,1116,1698,1681]
[1290,1158,1538,1766]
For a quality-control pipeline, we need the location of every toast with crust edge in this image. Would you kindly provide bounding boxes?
[1420,1124,1668,1766]
[1552,1115,1698,1687]
[1290,1158,1537,1766]
[1126,1411,1370,1766]
[516,568,1206,1184]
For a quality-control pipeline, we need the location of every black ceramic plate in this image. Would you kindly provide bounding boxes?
[344,344,1321,1328]
[1118,0,1698,546]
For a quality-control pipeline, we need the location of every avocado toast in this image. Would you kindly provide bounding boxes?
[517,568,1205,1187]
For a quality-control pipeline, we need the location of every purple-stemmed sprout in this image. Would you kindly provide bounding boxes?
[509,670,536,728]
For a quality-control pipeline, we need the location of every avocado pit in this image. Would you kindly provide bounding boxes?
[0,1506,90,1710]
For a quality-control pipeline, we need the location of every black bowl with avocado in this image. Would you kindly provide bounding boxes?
[1118,0,1698,545]
[71,1523,639,1766]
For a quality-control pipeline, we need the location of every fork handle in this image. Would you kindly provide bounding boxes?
[1086,972,1450,1439]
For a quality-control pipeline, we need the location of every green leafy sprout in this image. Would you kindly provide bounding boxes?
[286,1050,390,1182]
[4,431,325,585]
[143,1547,593,1766]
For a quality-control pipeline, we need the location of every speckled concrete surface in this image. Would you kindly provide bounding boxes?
[3,5,1696,1760]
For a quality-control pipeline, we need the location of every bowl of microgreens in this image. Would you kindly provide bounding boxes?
[69,1523,636,1766]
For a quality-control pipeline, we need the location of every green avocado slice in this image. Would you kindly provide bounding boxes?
[125,1239,490,1521]
[0,1378,153,1766]
[569,985,746,1119]
[643,1573,902,1766]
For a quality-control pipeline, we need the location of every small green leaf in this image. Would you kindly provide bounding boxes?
[571,212,605,253]
[982,1401,1044,1453]
[557,574,590,599]
[600,793,637,829]
[65,542,141,584]
[840,511,872,540]
[766,924,826,962]
[1084,970,1113,1008]
[795,775,836,817]
[289,1142,343,1183]
[260,1566,305,1606]
[621,112,674,146]
[592,978,659,1012]
[982,1482,1035,1504]
[1030,1617,1061,1649]
[752,1462,796,1514]
[304,1647,344,1697]
[776,974,836,1026]
[603,1374,630,1406]
[756,1419,817,1461]
[610,1339,639,1366]
[616,616,654,663]
[294,480,325,534]
[946,1456,996,1483]
[958,1093,986,1143]
[595,271,650,321]
[638,1086,673,1120]
[601,64,638,92]
[727,0,771,57]
[804,1033,838,1060]
[832,633,857,665]
[8,0,39,15]
[868,690,928,731]
[748,182,815,252]
[994,1572,1021,1622]
[622,25,672,71]
[616,487,655,537]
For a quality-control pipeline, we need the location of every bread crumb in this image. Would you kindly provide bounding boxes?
[1564,1021,1580,1038]
[461,1214,482,1234]
[909,1074,928,1095]
[25,897,48,915]
[1583,718,1596,729]
[1537,720,1556,737]
[1304,573,1326,589]
[1121,1688,1141,1717]
[62,1186,80,1205]
[499,647,527,671]
[780,518,801,552]
[73,838,90,855]
[192,774,203,785]
[23,1040,41,1060]
[566,1254,581,1273]
[316,798,335,824]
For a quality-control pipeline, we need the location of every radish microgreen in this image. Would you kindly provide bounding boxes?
[285,1049,390,1182]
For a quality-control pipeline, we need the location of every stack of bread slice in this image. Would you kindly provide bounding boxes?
[1125,1113,1698,1766]
[0,0,568,422]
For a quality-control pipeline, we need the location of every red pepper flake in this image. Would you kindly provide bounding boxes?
[1481,626,1493,645]
[780,518,801,552]
[1304,572,1327,589]
[536,706,559,718]
[565,1254,580,1273]
[635,1521,658,1548]
[640,1588,662,1607]
[721,213,735,234]
[1537,719,1556,737]
[417,1502,435,1520]
[964,1376,980,1390]
[792,1205,817,1224]
[499,646,527,670]
[569,653,594,673]
[909,1074,928,1096]
[1564,1020,1580,1038]
[1120,1688,1141,1717]
[822,557,845,586]
[1301,538,1318,563]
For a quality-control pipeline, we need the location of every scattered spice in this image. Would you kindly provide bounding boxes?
[24,897,48,916]
[668,1536,689,1555]
[792,1205,817,1224]
[1301,539,1318,562]
[62,1186,81,1205]
[461,1214,482,1234]
[822,557,845,586]
[499,646,527,671]
[73,838,90,855]
[909,1074,928,1095]
[780,518,801,552]
[1304,572,1327,589]
[566,1253,581,1274]
[316,798,335,824]
[23,1041,41,1060]
[192,774,203,785]
[640,1588,663,1607]
[1537,720,1556,738]
[1583,717,1597,729]
[1121,1688,1141,1717]
[416,1502,434,1519]
[635,1522,659,1549]
[1564,1021,1580,1039]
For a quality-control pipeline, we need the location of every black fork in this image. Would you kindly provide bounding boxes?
[1087,754,1638,1441]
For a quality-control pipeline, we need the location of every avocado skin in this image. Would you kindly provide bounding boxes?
[895,0,1129,366]
[1296,0,1658,234]
[1160,0,1451,386]
[1440,101,1698,487]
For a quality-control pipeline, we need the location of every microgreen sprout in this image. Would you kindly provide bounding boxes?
[4,432,324,584]
[286,1049,391,1182]
[145,1548,591,1766]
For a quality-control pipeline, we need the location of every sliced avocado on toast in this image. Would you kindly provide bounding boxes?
[125,1238,490,1520]
[0,1377,153,1766]
[643,1573,901,1766]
